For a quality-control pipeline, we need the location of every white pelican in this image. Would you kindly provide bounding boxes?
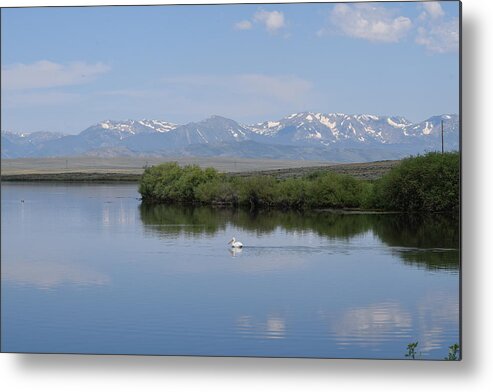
[228,237,243,248]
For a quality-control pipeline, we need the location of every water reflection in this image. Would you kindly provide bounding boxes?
[328,302,413,349]
[2,184,459,358]
[140,204,460,272]
[3,260,109,289]
[416,292,460,353]
[102,200,137,227]
[371,214,460,272]
[235,314,287,340]
[229,247,243,257]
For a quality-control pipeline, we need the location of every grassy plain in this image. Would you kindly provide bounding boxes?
[1,157,399,182]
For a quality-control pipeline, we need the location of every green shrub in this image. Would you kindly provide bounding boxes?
[139,163,220,203]
[372,152,459,212]
[237,176,277,208]
[274,178,308,209]
[139,154,460,213]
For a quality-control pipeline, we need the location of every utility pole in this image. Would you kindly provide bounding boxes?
[441,120,444,154]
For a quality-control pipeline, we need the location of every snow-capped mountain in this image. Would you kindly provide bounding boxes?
[165,115,253,147]
[1,130,66,158]
[2,130,66,143]
[405,115,459,137]
[83,119,178,140]
[1,113,459,162]
[247,112,452,147]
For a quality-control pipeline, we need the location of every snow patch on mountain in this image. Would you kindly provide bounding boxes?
[98,120,137,134]
[312,113,335,129]
[138,120,177,132]
[387,118,406,128]
[423,122,433,135]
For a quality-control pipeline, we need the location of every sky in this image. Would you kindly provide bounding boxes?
[1,1,460,134]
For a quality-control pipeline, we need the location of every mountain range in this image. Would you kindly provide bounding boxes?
[1,112,459,162]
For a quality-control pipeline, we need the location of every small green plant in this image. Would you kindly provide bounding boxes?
[444,343,460,360]
[405,341,420,359]
[404,341,460,360]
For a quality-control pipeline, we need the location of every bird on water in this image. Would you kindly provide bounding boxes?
[228,237,243,248]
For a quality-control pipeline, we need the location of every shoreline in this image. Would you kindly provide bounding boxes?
[1,172,142,182]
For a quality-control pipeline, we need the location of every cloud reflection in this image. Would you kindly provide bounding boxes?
[2,261,109,289]
[416,292,459,353]
[235,314,286,340]
[324,294,459,356]
[328,302,413,348]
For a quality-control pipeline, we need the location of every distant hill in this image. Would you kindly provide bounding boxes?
[1,112,459,162]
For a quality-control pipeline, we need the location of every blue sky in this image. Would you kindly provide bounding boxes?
[1,1,460,134]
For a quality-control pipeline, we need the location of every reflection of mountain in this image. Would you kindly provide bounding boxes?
[139,204,459,271]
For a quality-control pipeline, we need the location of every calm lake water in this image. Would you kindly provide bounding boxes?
[1,183,460,359]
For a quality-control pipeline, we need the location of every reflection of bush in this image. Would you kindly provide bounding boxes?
[139,204,227,236]
[139,204,376,238]
[397,249,460,272]
[139,204,459,271]
[370,214,460,271]
[371,214,459,249]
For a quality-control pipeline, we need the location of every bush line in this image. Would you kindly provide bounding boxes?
[139,152,459,212]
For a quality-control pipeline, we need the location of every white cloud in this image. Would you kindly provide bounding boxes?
[234,20,252,31]
[416,18,459,53]
[235,9,286,34]
[2,60,110,90]
[254,10,286,33]
[422,2,445,19]
[236,74,311,102]
[415,3,459,54]
[329,4,412,43]
[157,73,315,121]
[161,73,311,104]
